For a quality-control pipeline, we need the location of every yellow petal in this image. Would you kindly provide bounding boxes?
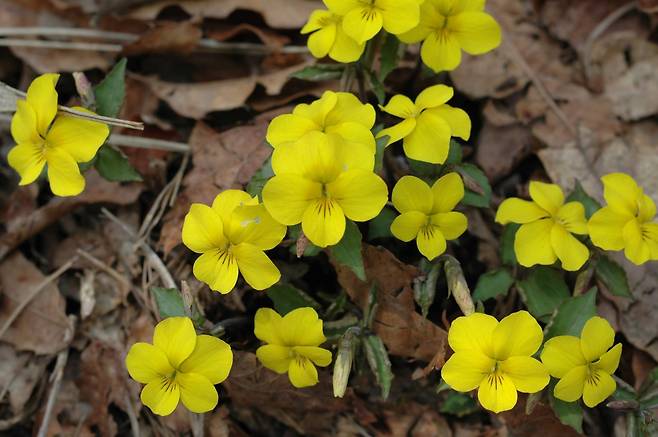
[492,310,543,360]
[301,9,333,34]
[7,142,46,186]
[554,365,588,403]
[293,91,338,128]
[293,346,333,367]
[326,92,376,129]
[330,25,366,63]
[232,243,281,290]
[429,104,471,140]
[262,175,321,225]
[623,219,651,265]
[256,344,293,373]
[276,131,340,182]
[141,378,180,416]
[26,73,59,138]
[601,173,641,216]
[448,312,498,355]
[529,181,564,216]
[500,356,549,393]
[448,11,501,55]
[514,219,557,267]
[403,109,452,163]
[551,224,589,271]
[580,316,615,363]
[331,137,375,174]
[420,30,462,73]
[193,250,239,294]
[254,308,284,345]
[226,204,286,250]
[441,351,493,392]
[302,198,346,247]
[431,212,467,240]
[556,202,588,234]
[326,122,376,155]
[588,207,629,251]
[379,0,421,35]
[280,307,326,346]
[431,172,464,213]
[44,147,85,196]
[179,335,233,384]
[417,225,447,261]
[46,108,109,163]
[177,372,218,413]
[153,317,197,368]
[288,357,319,388]
[391,211,426,242]
[266,114,318,148]
[126,343,174,384]
[477,372,518,413]
[182,204,225,253]
[342,7,383,44]
[459,0,486,12]
[211,189,256,226]
[378,118,417,146]
[495,198,548,225]
[593,343,622,375]
[11,99,39,144]
[324,0,362,15]
[380,94,417,118]
[540,336,587,378]
[414,84,454,111]
[328,170,388,222]
[643,223,658,260]
[638,194,656,223]
[308,24,336,59]
[582,370,616,408]
[397,0,437,43]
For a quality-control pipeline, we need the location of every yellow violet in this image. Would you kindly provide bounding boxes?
[399,0,502,72]
[126,317,233,416]
[495,181,589,271]
[8,73,109,197]
[541,316,622,408]
[442,310,549,413]
[302,10,365,63]
[377,85,471,164]
[262,131,388,248]
[390,173,467,260]
[182,190,286,293]
[324,0,421,44]
[588,173,658,265]
[266,90,376,153]
[255,307,332,388]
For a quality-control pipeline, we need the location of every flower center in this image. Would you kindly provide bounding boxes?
[586,365,601,386]
[486,362,505,389]
[420,222,437,240]
[160,372,178,393]
[314,195,336,219]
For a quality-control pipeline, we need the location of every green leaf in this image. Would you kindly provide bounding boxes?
[473,269,514,301]
[501,223,520,266]
[379,33,400,82]
[95,145,142,182]
[363,335,394,400]
[330,221,366,281]
[291,64,344,81]
[374,133,388,173]
[457,163,492,208]
[366,70,386,104]
[445,140,463,165]
[94,58,127,118]
[408,158,443,181]
[440,391,479,417]
[362,283,378,330]
[549,392,584,434]
[368,207,396,240]
[545,287,598,339]
[152,287,187,319]
[414,261,441,318]
[566,180,601,219]
[266,284,320,315]
[517,267,570,321]
[246,154,273,198]
[595,255,632,298]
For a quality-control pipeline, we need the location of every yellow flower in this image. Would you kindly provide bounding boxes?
[302,10,365,62]
[540,316,622,408]
[324,0,421,44]
[441,311,549,413]
[377,85,471,164]
[390,173,467,260]
[399,0,502,72]
[262,131,388,248]
[255,307,332,388]
[8,73,109,196]
[495,181,589,271]
[266,90,376,153]
[182,190,286,293]
[588,173,658,265]
[125,317,233,416]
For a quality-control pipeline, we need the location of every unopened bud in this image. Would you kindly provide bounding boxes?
[72,72,95,108]
[444,255,474,316]
[333,328,358,398]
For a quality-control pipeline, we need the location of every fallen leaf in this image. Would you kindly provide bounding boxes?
[475,122,532,182]
[333,245,448,364]
[122,21,202,56]
[499,397,581,437]
[0,345,49,414]
[606,56,658,120]
[207,23,290,48]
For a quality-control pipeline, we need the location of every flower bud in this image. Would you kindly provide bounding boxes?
[333,328,358,398]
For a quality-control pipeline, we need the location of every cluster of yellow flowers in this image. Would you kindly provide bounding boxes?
[303,0,502,73]
[442,311,621,413]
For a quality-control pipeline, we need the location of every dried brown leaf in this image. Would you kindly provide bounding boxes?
[122,21,203,56]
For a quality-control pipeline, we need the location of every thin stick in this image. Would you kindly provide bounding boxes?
[0,258,76,340]
[76,248,132,293]
[0,27,135,41]
[109,133,188,152]
[0,38,121,52]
